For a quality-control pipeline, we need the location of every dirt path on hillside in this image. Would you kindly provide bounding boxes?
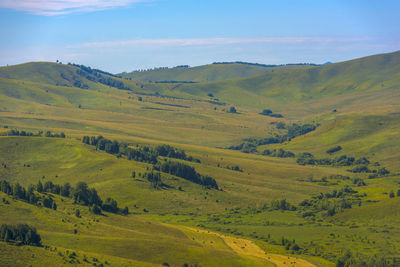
[177,225,316,267]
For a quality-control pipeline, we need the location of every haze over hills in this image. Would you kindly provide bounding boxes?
[1,50,400,266]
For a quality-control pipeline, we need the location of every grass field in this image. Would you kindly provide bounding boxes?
[1,51,400,266]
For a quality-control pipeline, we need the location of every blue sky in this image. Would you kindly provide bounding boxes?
[0,0,399,73]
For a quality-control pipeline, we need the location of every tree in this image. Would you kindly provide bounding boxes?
[102,197,118,213]
[397,189,400,197]
[82,136,90,144]
[389,190,395,198]
[36,180,43,193]
[131,170,136,178]
[74,182,89,204]
[75,209,80,218]
[61,182,71,197]
[260,109,272,115]
[4,229,10,242]
[90,204,102,215]
[229,106,237,113]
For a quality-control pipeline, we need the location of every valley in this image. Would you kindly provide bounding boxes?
[1,51,400,266]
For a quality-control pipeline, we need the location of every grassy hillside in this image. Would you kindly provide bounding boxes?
[1,51,400,266]
[170,50,400,114]
[1,134,400,266]
[0,190,273,267]
[119,62,312,82]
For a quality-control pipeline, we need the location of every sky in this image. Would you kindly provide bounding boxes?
[0,0,399,73]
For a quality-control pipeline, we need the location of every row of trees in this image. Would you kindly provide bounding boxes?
[67,181,125,214]
[5,130,65,138]
[75,68,127,90]
[83,136,200,164]
[0,179,125,215]
[286,123,318,139]
[297,153,368,167]
[83,135,216,189]
[0,180,57,210]
[229,123,318,154]
[155,144,200,162]
[0,224,41,246]
[296,153,390,176]
[154,160,219,189]
[262,148,295,158]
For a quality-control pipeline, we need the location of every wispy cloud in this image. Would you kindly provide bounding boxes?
[69,37,371,48]
[0,0,150,15]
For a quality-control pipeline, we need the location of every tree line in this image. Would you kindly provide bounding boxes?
[212,61,319,67]
[153,160,218,189]
[229,123,318,153]
[296,153,390,176]
[0,179,127,215]
[262,148,295,158]
[4,129,65,138]
[0,180,57,210]
[69,63,129,90]
[83,136,200,164]
[0,224,41,246]
[83,136,216,189]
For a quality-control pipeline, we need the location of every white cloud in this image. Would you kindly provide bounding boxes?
[68,37,371,48]
[0,0,150,15]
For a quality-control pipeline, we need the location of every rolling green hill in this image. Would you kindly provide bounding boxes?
[118,62,312,82]
[167,51,400,113]
[1,51,400,266]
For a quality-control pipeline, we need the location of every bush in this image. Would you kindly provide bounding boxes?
[326,146,342,154]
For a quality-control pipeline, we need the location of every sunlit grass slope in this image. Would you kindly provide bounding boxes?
[119,62,311,82]
[1,51,400,266]
[170,50,400,113]
[0,191,272,267]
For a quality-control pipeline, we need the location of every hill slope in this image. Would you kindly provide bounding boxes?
[1,51,400,266]
[119,62,312,82]
[170,50,400,113]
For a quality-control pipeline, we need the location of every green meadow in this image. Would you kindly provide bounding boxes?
[1,51,400,266]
